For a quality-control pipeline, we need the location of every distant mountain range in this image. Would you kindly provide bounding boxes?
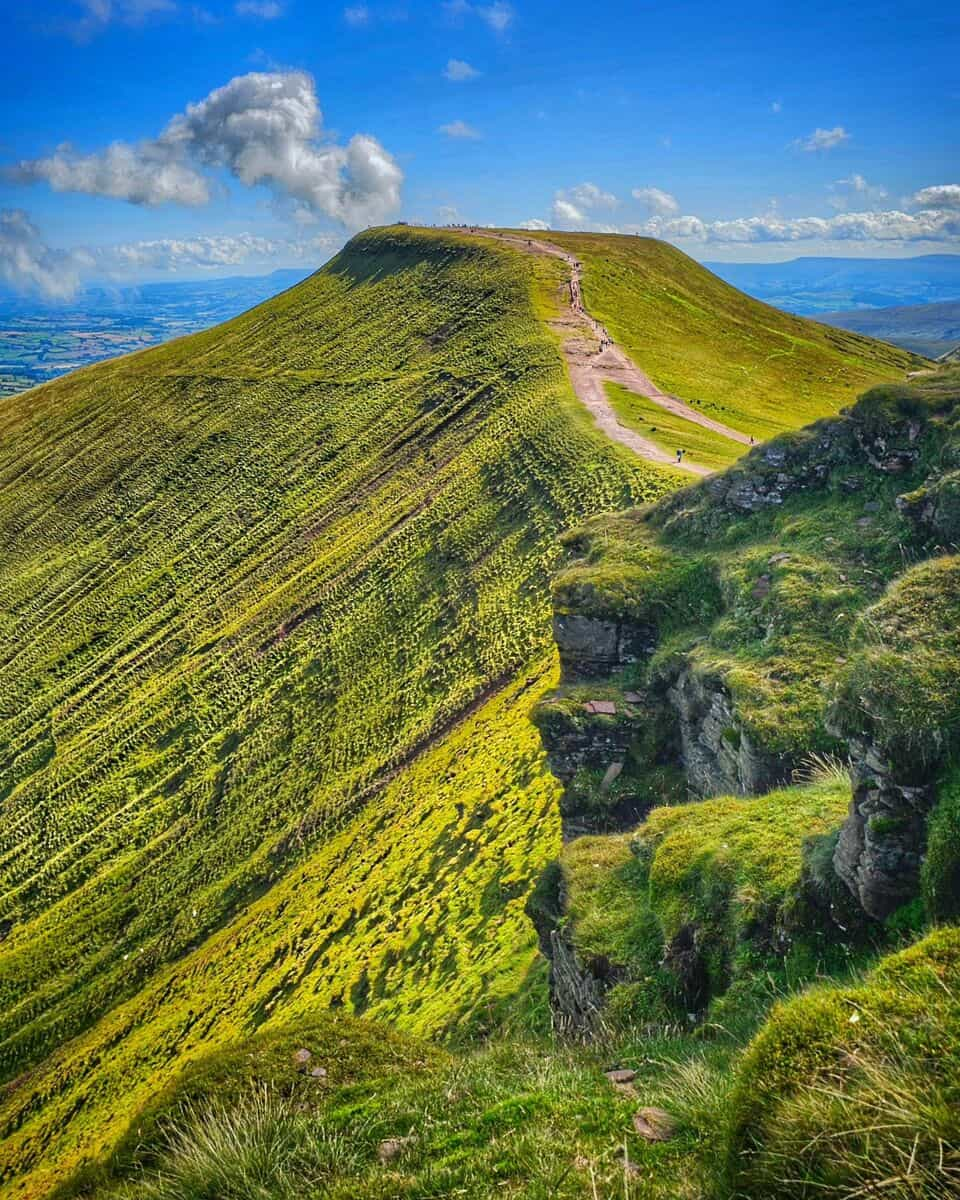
[814,300,960,359]
[707,254,960,315]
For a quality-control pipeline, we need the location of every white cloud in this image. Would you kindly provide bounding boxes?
[444,58,480,81]
[519,218,549,230]
[828,173,887,210]
[630,207,960,245]
[63,0,177,40]
[236,0,284,17]
[439,120,481,139]
[9,142,211,206]
[771,100,782,114]
[343,4,369,24]
[795,125,850,152]
[477,1,512,31]
[103,231,341,271]
[436,205,460,222]
[551,198,585,225]
[0,209,88,299]
[566,182,617,210]
[549,182,617,227]
[632,186,679,217]
[909,184,960,211]
[444,0,513,33]
[0,208,345,298]
[9,72,403,231]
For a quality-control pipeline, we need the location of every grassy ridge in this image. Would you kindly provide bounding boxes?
[0,227,670,1195]
[533,232,922,439]
[0,226,921,1196]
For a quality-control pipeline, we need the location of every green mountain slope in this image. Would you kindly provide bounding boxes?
[0,227,916,1196]
[531,232,923,440]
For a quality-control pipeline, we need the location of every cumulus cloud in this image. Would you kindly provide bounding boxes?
[439,119,481,139]
[8,72,403,230]
[444,58,480,81]
[0,209,88,299]
[9,142,211,206]
[519,218,549,230]
[632,186,679,217]
[630,207,960,245]
[551,197,585,225]
[909,184,960,211]
[549,182,617,227]
[795,126,850,152]
[235,0,284,16]
[565,182,617,210]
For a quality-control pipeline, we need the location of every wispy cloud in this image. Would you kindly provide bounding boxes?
[444,0,513,34]
[632,186,679,217]
[62,0,177,42]
[235,0,284,17]
[7,71,403,230]
[343,4,369,24]
[795,125,851,152]
[770,99,782,113]
[439,119,481,139]
[444,58,480,81]
[829,173,886,210]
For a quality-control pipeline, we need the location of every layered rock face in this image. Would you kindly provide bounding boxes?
[531,372,960,1029]
[833,736,937,919]
[552,612,656,680]
[665,668,794,798]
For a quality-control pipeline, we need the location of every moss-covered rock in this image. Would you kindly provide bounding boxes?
[535,780,855,1029]
[829,556,960,917]
[726,926,960,1199]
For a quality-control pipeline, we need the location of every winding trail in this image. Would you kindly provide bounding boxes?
[467,229,752,476]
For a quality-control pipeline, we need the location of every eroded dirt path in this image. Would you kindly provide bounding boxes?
[468,230,752,476]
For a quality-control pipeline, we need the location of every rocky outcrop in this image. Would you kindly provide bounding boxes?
[525,861,608,1034]
[553,612,657,681]
[665,667,795,797]
[651,391,930,538]
[896,470,960,550]
[833,735,938,920]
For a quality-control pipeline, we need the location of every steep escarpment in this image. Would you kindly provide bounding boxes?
[533,367,960,1027]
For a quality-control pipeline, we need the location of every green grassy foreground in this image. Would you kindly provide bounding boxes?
[0,227,926,1197]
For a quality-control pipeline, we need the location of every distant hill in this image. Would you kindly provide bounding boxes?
[707,253,960,315]
[816,299,960,358]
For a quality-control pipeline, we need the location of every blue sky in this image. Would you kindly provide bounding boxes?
[0,0,957,291]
